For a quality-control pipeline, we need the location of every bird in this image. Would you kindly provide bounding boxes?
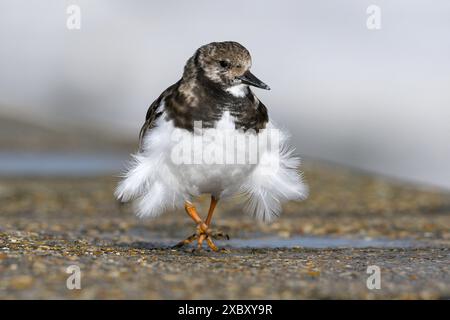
[115,41,308,251]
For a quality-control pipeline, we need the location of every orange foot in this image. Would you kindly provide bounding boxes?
[173,223,216,251]
[174,199,229,251]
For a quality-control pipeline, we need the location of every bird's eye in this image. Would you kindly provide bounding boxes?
[219,60,231,68]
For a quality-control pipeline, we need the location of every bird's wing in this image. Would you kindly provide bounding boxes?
[138,80,180,148]
[247,88,269,131]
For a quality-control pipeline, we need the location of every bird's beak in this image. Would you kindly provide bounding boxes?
[238,70,270,90]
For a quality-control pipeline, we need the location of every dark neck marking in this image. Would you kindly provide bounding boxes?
[164,74,268,132]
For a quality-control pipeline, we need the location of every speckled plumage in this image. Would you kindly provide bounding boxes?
[139,42,269,145]
[117,41,308,223]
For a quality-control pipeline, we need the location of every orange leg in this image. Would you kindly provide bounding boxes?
[205,196,230,242]
[184,202,208,232]
[205,196,218,226]
[174,201,219,251]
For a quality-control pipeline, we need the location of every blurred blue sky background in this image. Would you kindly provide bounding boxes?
[0,0,449,188]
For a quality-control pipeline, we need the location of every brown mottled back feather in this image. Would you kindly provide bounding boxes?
[138,81,180,148]
[138,42,269,149]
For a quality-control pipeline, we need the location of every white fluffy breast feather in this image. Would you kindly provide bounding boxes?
[114,115,187,218]
[115,110,308,221]
[239,123,308,222]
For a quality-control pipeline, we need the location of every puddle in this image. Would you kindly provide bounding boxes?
[119,227,424,249]
[117,231,424,249]
[218,236,421,249]
[0,152,126,176]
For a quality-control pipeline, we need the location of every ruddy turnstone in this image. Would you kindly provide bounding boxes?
[115,41,308,251]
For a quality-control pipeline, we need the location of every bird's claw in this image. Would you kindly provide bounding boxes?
[173,224,229,251]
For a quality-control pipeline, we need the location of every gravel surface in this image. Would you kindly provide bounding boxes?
[1,162,449,299]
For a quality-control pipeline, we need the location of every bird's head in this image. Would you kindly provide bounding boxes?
[191,41,270,95]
